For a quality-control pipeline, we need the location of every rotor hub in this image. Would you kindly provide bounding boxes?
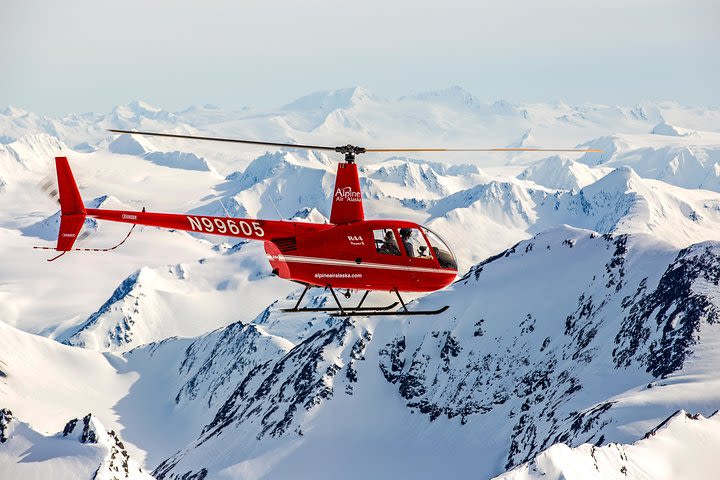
[334,144,366,163]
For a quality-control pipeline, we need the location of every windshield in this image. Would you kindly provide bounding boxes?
[422,227,458,270]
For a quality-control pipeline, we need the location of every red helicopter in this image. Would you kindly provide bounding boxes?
[38,130,598,315]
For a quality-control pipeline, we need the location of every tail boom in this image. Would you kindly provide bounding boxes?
[85,209,330,241]
[46,156,333,257]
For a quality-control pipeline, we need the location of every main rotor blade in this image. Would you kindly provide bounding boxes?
[108,130,602,154]
[365,147,602,153]
[107,129,338,151]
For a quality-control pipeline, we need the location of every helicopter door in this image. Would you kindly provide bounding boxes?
[397,228,436,284]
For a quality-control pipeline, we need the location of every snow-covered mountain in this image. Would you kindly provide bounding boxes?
[60,242,296,353]
[0,134,69,186]
[147,228,720,478]
[496,410,720,480]
[3,228,720,479]
[517,155,610,191]
[426,165,720,267]
[109,133,217,173]
[577,132,720,192]
[191,150,336,221]
[2,89,720,479]
[0,409,153,480]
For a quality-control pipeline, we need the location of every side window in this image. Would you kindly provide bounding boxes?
[398,228,432,259]
[373,229,401,256]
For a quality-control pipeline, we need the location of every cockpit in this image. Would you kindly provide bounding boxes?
[372,225,458,270]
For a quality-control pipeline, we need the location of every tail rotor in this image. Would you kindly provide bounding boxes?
[34,157,136,261]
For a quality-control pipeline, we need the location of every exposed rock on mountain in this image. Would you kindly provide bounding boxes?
[495,410,720,480]
[0,410,153,480]
[3,93,720,480]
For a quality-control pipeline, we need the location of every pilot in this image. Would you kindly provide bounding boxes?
[400,228,414,257]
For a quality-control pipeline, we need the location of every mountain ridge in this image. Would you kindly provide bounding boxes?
[3,92,720,479]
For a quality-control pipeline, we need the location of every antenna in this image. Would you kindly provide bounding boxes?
[269,195,285,221]
[218,199,232,218]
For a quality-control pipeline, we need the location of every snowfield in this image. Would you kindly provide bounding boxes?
[2,87,720,479]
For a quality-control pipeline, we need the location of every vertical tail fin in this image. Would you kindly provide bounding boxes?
[56,156,85,215]
[55,157,86,251]
[329,162,364,224]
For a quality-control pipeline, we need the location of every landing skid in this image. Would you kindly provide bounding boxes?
[281,303,399,313]
[328,305,449,317]
[281,285,449,317]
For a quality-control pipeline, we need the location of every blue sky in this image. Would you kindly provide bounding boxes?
[2,0,718,114]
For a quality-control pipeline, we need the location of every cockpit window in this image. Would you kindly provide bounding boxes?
[374,229,401,256]
[422,227,458,270]
[399,228,432,259]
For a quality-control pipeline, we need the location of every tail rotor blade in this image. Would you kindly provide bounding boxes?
[76,227,93,243]
[37,174,60,205]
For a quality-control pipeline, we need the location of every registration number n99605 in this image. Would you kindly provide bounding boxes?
[186,216,265,237]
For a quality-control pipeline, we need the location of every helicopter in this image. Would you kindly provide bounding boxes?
[37,130,599,316]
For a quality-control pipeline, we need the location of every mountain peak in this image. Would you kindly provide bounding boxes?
[127,100,162,113]
[650,121,699,137]
[508,129,535,148]
[584,165,642,194]
[497,410,720,480]
[0,105,28,117]
[403,85,480,107]
[108,133,153,155]
[518,155,608,191]
[110,100,176,123]
[576,135,628,166]
[282,87,374,111]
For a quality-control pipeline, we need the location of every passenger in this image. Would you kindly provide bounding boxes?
[400,228,414,257]
[378,230,400,255]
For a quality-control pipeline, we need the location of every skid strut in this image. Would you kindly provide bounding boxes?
[281,286,397,314]
[291,284,311,310]
[327,285,346,316]
[393,288,408,312]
